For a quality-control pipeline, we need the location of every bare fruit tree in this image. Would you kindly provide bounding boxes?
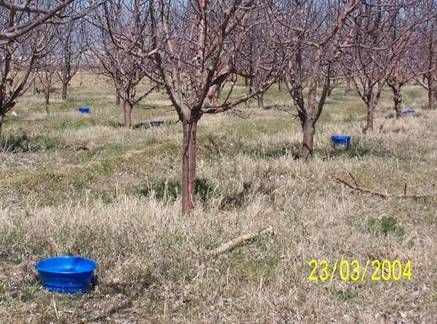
[384,1,433,118]
[235,6,272,109]
[146,0,277,214]
[270,0,359,159]
[415,0,437,110]
[35,47,59,114]
[0,0,87,137]
[386,52,416,118]
[89,0,158,128]
[56,2,86,101]
[342,0,419,132]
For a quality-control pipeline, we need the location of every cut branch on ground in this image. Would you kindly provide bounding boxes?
[206,226,274,258]
[333,173,437,199]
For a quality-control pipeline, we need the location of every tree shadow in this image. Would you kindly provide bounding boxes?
[220,182,252,209]
[106,121,124,128]
[136,177,217,202]
[133,121,151,129]
[133,119,178,129]
[319,137,412,161]
[0,129,40,153]
[242,143,301,160]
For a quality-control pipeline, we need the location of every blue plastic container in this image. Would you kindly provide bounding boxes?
[331,134,352,149]
[401,108,416,116]
[149,119,164,127]
[35,256,97,294]
[331,134,351,144]
[79,105,90,114]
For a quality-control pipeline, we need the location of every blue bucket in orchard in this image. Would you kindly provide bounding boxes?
[401,108,416,116]
[79,105,90,114]
[35,256,97,294]
[331,134,352,149]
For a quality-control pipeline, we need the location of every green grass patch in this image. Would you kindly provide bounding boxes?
[332,288,358,302]
[366,216,405,238]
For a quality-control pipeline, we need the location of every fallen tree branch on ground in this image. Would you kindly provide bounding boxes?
[333,173,437,199]
[206,226,274,258]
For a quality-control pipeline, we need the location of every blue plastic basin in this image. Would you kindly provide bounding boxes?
[401,108,416,116]
[331,134,352,145]
[79,106,90,114]
[35,256,97,294]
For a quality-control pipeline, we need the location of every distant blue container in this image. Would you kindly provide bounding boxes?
[35,256,97,294]
[331,134,352,149]
[149,119,164,127]
[401,108,416,116]
[79,105,90,114]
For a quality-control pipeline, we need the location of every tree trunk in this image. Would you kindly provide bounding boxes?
[62,47,72,100]
[257,93,264,109]
[123,101,133,128]
[327,83,336,97]
[248,77,254,94]
[428,78,436,110]
[278,78,282,92]
[181,120,197,214]
[44,88,50,114]
[116,93,121,105]
[32,79,37,95]
[345,78,352,95]
[61,80,68,100]
[392,85,402,118]
[364,100,374,133]
[301,118,315,160]
[434,84,437,109]
[0,114,3,139]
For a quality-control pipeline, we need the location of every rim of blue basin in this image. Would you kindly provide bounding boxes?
[331,134,352,141]
[401,108,416,113]
[36,256,97,275]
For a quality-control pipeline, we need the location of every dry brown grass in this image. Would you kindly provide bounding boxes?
[0,74,436,322]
